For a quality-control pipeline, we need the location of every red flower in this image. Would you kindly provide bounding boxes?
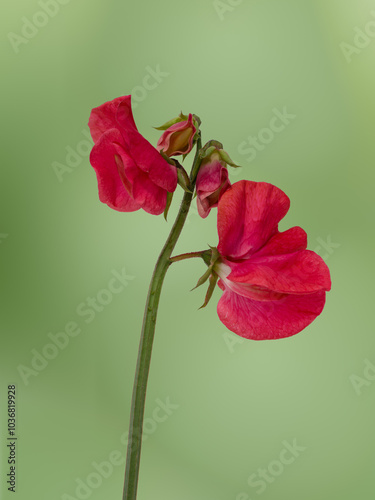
[156,114,196,157]
[196,149,231,218]
[88,96,177,215]
[214,180,331,340]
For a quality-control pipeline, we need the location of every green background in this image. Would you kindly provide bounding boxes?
[1,0,375,499]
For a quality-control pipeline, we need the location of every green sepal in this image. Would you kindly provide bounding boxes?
[192,114,201,126]
[198,141,241,168]
[163,192,174,221]
[177,168,192,193]
[159,149,176,165]
[199,145,216,160]
[154,112,188,131]
[219,149,242,168]
[199,140,223,158]
[191,265,213,291]
[191,246,220,291]
[209,245,220,262]
[199,272,219,309]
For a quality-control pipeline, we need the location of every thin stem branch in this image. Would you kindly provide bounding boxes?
[122,138,202,500]
[169,250,209,263]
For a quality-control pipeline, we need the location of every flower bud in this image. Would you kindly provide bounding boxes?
[156,113,197,157]
[196,147,231,219]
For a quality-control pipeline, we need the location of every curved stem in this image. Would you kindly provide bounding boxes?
[170,250,209,263]
[123,139,202,500]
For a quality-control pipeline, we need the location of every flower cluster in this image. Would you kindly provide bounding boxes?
[88,95,331,340]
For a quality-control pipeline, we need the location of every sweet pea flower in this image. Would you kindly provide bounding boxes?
[213,180,331,340]
[156,114,196,157]
[88,95,177,215]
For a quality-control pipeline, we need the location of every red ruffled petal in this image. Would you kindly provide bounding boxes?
[115,95,138,133]
[131,171,168,215]
[217,181,290,260]
[117,127,176,192]
[88,95,177,215]
[196,161,230,218]
[227,250,331,294]
[114,143,168,215]
[196,160,223,195]
[89,129,140,212]
[217,288,327,340]
[254,227,307,257]
[88,96,129,144]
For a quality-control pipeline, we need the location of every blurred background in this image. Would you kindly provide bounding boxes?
[1,0,375,498]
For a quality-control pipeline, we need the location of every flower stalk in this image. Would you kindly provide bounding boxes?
[169,250,211,263]
[122,137,202,500]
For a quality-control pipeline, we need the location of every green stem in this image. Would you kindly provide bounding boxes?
[122,138,202,500]
[169,250,209,263]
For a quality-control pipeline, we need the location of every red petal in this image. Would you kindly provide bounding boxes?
[254,227,307,257]
[121,129,177,192]
[196,162,230,218]
[88,96,130,144]
[115,95,138,133]
[228,250,331,294]
[117,96,177,193]
[114,144,168,215]
[89,96,177,193]
[116,96,177,192]
[217,289,327,340]
[89,129,140,212]
[196,161,223,195]
[131,171,168,215]
[217,181,290,259]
